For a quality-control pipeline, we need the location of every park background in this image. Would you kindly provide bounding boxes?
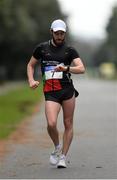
[0,0,116,178]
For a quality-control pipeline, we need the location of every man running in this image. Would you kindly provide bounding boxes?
[27,19,85,168]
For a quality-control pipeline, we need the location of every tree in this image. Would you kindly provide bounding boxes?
[93,5,117,67]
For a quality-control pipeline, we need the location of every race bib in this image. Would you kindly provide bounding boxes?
[45,66,63,80]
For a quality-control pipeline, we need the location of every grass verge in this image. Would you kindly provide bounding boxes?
[0,83,43,139]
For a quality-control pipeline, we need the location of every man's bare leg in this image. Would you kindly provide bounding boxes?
[62,95,75,155]
[45,101,61,147]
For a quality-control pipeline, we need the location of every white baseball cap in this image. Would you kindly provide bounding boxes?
[50,19,66,32]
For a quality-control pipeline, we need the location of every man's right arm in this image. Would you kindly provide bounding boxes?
[27,56,40,89]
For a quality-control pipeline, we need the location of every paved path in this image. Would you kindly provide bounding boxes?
[0,77,117,179]
[0,81,26,95]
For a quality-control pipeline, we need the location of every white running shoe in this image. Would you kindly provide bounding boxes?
[57,154,67,168]
[50,146,61,166]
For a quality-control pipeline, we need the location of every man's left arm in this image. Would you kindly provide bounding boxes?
[54,58,85,74]
[68,58,85,74]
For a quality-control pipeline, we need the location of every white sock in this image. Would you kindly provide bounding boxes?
[55,144,61,149]
[61,154,66,159]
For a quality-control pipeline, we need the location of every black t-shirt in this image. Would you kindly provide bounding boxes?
[33,40,80,92]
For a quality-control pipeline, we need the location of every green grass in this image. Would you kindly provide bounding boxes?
[0,83,43,139]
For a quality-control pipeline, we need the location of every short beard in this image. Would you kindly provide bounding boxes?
[52,36,65,47]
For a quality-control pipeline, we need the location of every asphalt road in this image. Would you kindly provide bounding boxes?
[0,77,117,179]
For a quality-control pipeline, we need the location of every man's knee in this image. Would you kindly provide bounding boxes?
[64,118,73,130]
[47,121,57,130]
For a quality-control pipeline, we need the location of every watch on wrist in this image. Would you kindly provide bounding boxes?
[66,65,70,72]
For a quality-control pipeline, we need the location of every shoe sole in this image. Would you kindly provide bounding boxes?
[57,165,66,168]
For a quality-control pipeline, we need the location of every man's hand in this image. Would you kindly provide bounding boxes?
[54,64,67,72]
[28,80,39,89]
